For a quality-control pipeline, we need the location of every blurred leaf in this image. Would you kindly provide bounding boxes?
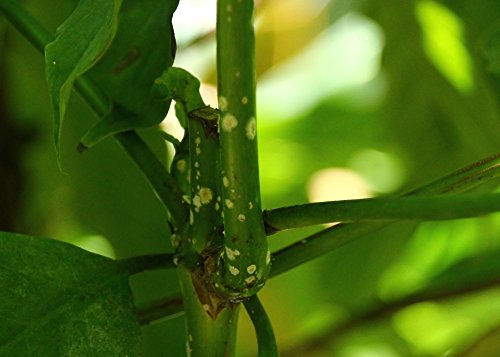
[482,26,500,75]
[0,231,140,355]
[423,247,500,295]
[45,0,121,155]
[81,0,179,149]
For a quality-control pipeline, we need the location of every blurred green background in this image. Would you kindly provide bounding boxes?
[1,0,500,356]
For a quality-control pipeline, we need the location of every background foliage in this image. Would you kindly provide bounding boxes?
[1,0,499,355]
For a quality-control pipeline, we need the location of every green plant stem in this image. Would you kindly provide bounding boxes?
[243,295,279,357]
[155,67,223,252]
[0,0,52,52]
[117,253,176,276]
[177,268,239,356]
[264,193,500,232]
[270,154,500,277]
[114,131,188,228]
[0,0,189,229]
[134,155,500,324]
[216,0,270,299]
[407,153,500,195]
[135,293,184,326]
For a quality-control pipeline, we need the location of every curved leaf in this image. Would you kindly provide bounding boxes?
[0,232,140,355]
[45,0,121,156]
[81,0,180,149]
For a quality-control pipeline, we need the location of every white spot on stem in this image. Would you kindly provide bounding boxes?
[245,276,256,284]
[246,117,256,140]
[222,114,238,132]
[223,176,229,187]
[219,96,228,111]
[225,246,241,260]
[229,265,240,275]
[193,195,202,209]
[238,214,246,222]
[225,199,234,209]
[247,264,257,274]
[199,187,213,204]
[241,96,248,104]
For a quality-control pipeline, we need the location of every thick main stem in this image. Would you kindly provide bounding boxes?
[177,268,239,356]
[216,0,270,300]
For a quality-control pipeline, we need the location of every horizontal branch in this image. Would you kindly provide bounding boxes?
[117,253,176,276]
[264,193,500,233]
[135,293,184,326]
[270,154,500,277]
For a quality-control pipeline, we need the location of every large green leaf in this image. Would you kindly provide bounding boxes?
[80,0,180,149]
[45,0,121,156]
[0,232,140,355]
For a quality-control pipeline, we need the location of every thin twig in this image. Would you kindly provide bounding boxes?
[135,294,184,326]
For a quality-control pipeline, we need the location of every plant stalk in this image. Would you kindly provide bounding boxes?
[215,0,270,300]
[264,193,500,232]
[271,154,500,277]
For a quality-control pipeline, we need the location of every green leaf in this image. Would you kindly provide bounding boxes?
[483,26,500,75]
[80,0,180,149]
[45,0,121,156]
[422,249,500,295]
[0,232,141,355]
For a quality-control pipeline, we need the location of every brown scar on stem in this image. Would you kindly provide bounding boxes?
[188,106,220,140]
[191,249,235,319]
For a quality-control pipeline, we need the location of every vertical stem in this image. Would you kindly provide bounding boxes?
[244,295,279,356]
[215,0,270,299]
[177,268,239,356]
